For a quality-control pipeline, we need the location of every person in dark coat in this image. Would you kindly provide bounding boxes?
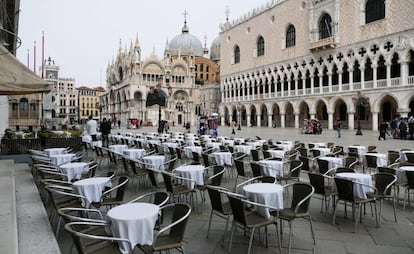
[100,117,111,147]
[378,121,389,140]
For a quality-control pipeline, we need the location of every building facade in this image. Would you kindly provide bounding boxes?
[219,0,414,131]
[103,18,221,129]
[77,86,106,122]
[43,58,78,126]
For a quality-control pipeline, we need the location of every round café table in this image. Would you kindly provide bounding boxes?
[73,177,111,208]
[243,183,283,219]
[107,203,159,254]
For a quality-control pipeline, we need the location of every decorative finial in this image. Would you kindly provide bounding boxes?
[183,9,188,23]
[225,6,230,22]
[204,33,208,47]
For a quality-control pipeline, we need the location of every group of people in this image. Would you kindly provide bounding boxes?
[302,119,323,135]
[390,116,414,140]
[85,115,112,146]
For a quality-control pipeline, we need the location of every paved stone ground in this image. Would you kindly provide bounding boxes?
[54,126,414,253]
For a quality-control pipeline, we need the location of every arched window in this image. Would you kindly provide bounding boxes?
[234,45,240,64]
[286,24,296,48]
[319,14,332,39]
[257,36,265,56]
[366,0,385,24]
[19,98,28,111]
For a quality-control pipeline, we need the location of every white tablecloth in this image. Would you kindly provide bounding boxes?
[211,152,233,166]
[123,149,146,160]
[243,183,283,219]
[44,148,67,156]
[73,177,111,207]
[267,149,286,159]
[309,142,327,148]
[348,145,367,163]
[142,155,165,171]
[313,147,331,156]
[276,144,292,151]
[206,142,221,149]
[183,146,203,158]
[107,203,159,254]
[365,152,388,167]
[109,144,128,154]
[233,145,252,155]
[396,166,414,183]
[400,150,414,161]
[258,160,284,177]
[59,162,89,182]
[49,153,75,165]
[174,165,205,189]
[162,142,178,153]
[335,173,373,199]
[318,156,343,172]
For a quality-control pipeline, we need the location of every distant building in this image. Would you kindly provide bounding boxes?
[77,86,106,122]
[43,58,78,126]
[104,16,221,127]
[219,0,414,131]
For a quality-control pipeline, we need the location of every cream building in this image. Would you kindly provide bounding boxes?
[219,0,414,131]
[77,86,106,122]
[104,17,220,129]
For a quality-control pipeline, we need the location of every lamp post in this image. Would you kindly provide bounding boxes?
[183,104,186,127]
[352,91,369,136]
[237,103,242,131]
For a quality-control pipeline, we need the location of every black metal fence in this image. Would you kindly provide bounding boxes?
[1,137,83,155]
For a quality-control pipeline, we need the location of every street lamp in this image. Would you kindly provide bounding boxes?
[237,103,242,131]
[352,91,369,136]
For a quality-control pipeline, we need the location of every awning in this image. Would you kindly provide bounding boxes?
[0,45,52,95]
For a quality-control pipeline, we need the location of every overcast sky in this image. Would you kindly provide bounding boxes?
[16,0,269,87]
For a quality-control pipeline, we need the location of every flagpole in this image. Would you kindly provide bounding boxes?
[41,31,45,78]
[33,41,36,74]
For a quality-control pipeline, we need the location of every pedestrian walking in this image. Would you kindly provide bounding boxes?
[231,121,236,135]
[378,120,389,140]
[336,118,342,138]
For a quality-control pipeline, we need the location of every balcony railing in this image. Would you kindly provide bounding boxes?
[309,37,335,51]
[223,75,413,103]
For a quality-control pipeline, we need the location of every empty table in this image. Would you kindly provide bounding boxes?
[174,165,205,189]
[59,162,89,182]
[365,152,388,167]
[243,183,283,219]
[396,166,414,184]
[49,153,75,165]
[267,149,286,159]
[73,177,111,207]
[109,144,128,154]
[335,173,373,199]
[233,145,252,155]
[123,148,146,160]
[318,156,343,172]
[44,148,67,156]
[183,146,203,158]
[107,203,159,254]
[210,152,233,166]
[142,155,165,171]
[259,159,285,177]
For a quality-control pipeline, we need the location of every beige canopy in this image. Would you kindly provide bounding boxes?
[0,45,51,95]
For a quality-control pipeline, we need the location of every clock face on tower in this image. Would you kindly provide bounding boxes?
[45,70,58,79]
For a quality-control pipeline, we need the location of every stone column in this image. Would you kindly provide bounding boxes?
[221,116,225,126]
[348,112,355,130]
[372,63,378,88]
[294,78,298,96]
[386,62,391,87]
[247,114,251,127]
[256,114,261,127]
[281,114,286,128]
[338,70,343,91]
[401,61,409,86]
[349,67,354,91]
[328,71,332,92]
[295,114,299,129]
[360,67,365,89]
[371,111,379,131]
[268,115,273,128]
[318,73,323,94]
[328,112,334,130]
[310,74,314,95]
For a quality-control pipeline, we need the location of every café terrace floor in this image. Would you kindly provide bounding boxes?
[6,126,414,254]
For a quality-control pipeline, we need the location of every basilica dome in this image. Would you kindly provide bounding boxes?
[210,36,220,61]
[169,22,204,57]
